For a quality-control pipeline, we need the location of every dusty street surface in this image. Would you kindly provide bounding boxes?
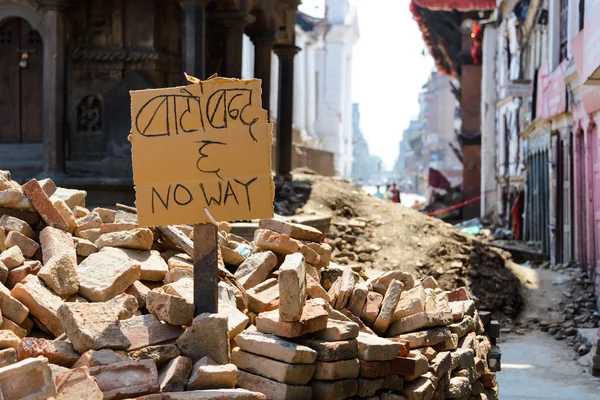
[497,331,600,399]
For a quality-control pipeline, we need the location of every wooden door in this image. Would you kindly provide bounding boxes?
[591,129,600,275]
[0,18,43,143]
[564,136,573,262]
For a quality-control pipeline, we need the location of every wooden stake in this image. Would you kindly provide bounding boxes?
[193,223,218,315]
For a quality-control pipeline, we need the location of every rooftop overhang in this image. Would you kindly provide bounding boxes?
[410,0,495,77]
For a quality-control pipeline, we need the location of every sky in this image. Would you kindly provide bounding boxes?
[299,0,435,169]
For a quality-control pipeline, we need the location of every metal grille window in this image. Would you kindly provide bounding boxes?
[559,0,569,61]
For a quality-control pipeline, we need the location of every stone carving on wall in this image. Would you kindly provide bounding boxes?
[77,95,102,133]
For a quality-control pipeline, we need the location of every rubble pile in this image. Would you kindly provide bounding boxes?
[327,219,381,269]
[529,263,599,354]
[0,171,501,400]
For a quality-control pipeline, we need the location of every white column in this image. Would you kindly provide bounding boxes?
[294,33,307,133]
[270,51,279,120]
[481,25,499,217]
[305,40,317,137]
[241,34,254,80]
[548,0,561,70]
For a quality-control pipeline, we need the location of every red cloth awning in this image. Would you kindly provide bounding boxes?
[411,0,496,11]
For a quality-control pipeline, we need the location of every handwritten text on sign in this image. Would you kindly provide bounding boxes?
[130,77,274,226]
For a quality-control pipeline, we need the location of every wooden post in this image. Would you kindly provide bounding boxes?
[193,223,218,315]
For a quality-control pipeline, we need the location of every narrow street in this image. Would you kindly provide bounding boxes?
[498,331,599,399]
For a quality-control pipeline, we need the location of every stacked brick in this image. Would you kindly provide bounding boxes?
[0,170,500,400]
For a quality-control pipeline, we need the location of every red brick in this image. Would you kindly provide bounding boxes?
[55,366,103,400]
[22,179,69,230]
[255,299,329,338]
[0,356,56,399]
[89,359,159,399]
[17,338,80,367]
[5,231,38,258]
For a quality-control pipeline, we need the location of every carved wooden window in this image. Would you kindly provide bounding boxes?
[559,0,569,62]
[77,95,102,133]
[0,28,12,45]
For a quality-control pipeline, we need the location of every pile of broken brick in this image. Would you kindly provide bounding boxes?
[0,171,501,400]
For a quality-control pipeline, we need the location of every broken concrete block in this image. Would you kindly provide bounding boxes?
[4,260,41,289]
[253,229,320,265]
[121,249,169,282]
[128,344,180,367]
[235,330,317,364]
[446,376,470,398]
[247,278,279,314]
[311,379,358,400]
[347,282,368,317]
[303,242,332,268]
[306,273,330,302]
[0,281,29,324]
[78,228,103,243]
[73,237,98,257]
[5,231,38,258]
[95,228,154,251]
[39,226,77,265]
[361,291,383,326]
[357,332,401,361]
[0,260,7,283]
[394,285,427,320]
[11,275,64,336]
[313,358,360,380]
[158,356,193,393]
[51,187,87,210]
[333,266,355,310]
[94,207,117,223]
[147,288,193,326]
[312,318,359,341]
[0,246,24,269]
[89,359,159,399]
[17,337,80,367]
[73,349,130,368]
[176,313,230,364]
[448,315,475,338]
[77,247,141,302]
[164,268,193,284]
[296,338,358,362]
[23,179,69,230]
[1,317,27,338]
[259,218,324,243]
[74,212,103,237]
[255,299,329,338]
[52,198,77,233]
[374,279,404,335]
[370,271,414,295]
[0,348,17,368]
[394,327,452,349]
[234,251,278,290]
[73,206,89,218]
[358,377,385,397]
[55,366,103,400]
[232,348,315,385]
[0,215,34,239]
[236,369,312,400]
[187,357,237,390]
[38,252,80,298]
[387,311,453,337]
[278,253,306,322]
[401,376,435,400]
[0,356,56,400]
[0,187,35,212]
[58,294,138,353]
[0,329,21,350]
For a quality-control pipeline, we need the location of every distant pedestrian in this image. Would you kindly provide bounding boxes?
[391,183,401,204]
[384,184,391,201]
[374,185,385,200]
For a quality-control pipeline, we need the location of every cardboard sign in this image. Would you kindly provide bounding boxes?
[130,77,274,227]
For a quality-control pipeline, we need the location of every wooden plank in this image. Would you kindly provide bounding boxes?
[158,225,193,257]
[193,223,218,315]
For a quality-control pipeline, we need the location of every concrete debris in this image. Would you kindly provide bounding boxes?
[0,173,500,399]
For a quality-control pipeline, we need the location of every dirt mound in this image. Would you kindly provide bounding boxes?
[286,173,524,319]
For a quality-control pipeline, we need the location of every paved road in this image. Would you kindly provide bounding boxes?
[497,331,600,399]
